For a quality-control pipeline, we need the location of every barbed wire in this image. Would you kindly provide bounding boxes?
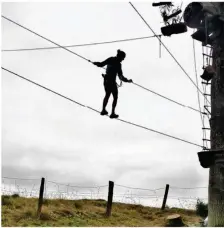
[2,176,208,210]
[170,186,207,190]
[2,185,207,209]
[115,184,164,192]
[2,188,207,202]
[2,176,40,181]
[46,180,108,189]
[2,176,207,191]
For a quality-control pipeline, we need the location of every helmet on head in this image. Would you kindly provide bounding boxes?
[117,49,126,59]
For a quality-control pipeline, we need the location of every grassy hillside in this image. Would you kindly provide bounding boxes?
[2,195,203,227]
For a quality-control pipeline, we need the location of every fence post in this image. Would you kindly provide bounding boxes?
[37,177,45,218]
[106,181,114,217]
[161,184,169,210]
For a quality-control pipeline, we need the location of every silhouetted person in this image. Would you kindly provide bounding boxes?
[93,50,132,119]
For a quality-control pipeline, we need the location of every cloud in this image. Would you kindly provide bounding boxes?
[2,2,209,204]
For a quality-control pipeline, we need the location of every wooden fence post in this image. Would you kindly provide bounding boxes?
[37,177,45,218]
[161,184,169,210]
[106,181,114,217]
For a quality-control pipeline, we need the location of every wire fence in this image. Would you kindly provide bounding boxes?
[1,177,108,201]
[1,177,208,210]
[113,184,207,210]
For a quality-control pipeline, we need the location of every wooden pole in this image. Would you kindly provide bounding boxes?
[208,37,224,226]
[161,184,169,210]
[37,177,45,218]
[106,181,114,217]
[182,2,224,226]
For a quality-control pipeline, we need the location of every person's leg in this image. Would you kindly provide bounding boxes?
[110,84,119,118]
[101,82,111,115]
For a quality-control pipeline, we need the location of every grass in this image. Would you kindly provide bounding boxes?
[1,195,203,227]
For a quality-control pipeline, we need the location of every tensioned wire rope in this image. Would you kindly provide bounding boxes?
[2,67,205,149]
[128,2,211,106]
[2,35,160,52]
[1,15,206,116]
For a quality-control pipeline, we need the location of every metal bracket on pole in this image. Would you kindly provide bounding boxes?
[198,150,224,168]
[202,127,211,130]
[202,81,211,85]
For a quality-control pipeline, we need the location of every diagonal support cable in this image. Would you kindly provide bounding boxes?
[2,15,205,116]
[133,82,206,115]
[129,2,211,105]
[1,15,92,63]
[2,67,204,149]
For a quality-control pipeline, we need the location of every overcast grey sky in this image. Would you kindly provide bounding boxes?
[2,1,210,202]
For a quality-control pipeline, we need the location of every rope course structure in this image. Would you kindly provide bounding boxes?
[2,4,213,212]
[192,39,210,150]
[1,15,204,115]
[192,37,212,150]
[133,82,206,115]
[128,2,211,106]
[1,3,213,151]
[2,67,204,149]
[201,44,213,149]
[192,38,204,130]
[1,16,92,63]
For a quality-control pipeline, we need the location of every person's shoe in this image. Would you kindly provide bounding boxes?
[110,113,119,119]
[100,110,108,115]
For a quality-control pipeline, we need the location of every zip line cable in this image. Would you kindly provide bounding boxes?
[2,15,205,115]
[2,67,204,149]
[129,2,211,105]
[2,35,160,52]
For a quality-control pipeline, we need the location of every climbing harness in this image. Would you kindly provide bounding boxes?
[101,74,122,88]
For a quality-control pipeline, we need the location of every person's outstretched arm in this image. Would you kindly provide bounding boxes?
[93,57,112,67]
